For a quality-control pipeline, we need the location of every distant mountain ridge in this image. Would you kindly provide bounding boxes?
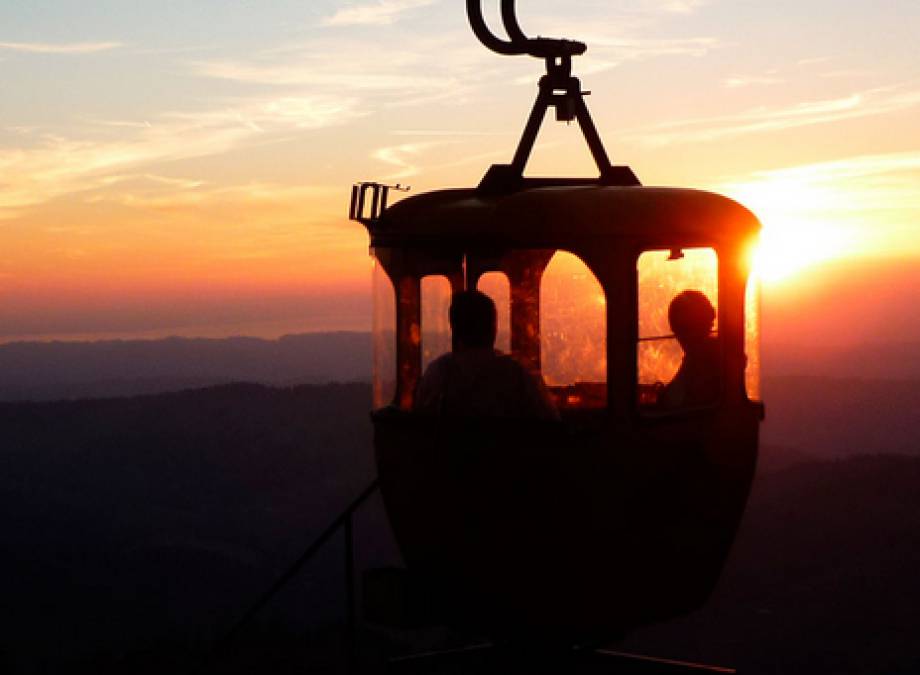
[2,332,919,465]
[0,332,372,401]
[3,328,920,402]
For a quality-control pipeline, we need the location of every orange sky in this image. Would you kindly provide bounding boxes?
[1,1,919,342]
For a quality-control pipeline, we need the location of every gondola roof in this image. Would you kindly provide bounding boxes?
[368,185,761,248]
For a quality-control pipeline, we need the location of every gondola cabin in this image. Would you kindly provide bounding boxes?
[350,0,764,645]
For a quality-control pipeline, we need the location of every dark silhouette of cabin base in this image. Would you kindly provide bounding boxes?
[370,412,756,644]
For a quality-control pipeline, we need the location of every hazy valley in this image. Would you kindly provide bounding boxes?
[0,328,918,673]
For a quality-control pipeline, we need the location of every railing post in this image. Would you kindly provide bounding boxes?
[345,512,357,674]
[202,480,378,674]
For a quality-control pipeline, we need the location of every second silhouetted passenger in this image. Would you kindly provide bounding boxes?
[660,289,721,409]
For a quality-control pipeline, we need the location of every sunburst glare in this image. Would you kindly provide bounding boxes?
[720,174,859,284]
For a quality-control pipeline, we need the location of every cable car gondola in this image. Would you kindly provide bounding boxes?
[351,0,764,646]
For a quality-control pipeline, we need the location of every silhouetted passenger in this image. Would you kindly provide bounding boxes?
[414,289,559,419]
[660,290,720,409]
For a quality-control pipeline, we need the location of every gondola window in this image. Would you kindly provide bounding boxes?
[637,248,719,410]
[477,271,511,354]
[421,275,452,371]
[372,253,397,408]
[540,251,607,409]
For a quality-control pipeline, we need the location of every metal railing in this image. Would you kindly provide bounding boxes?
[204,478,380,673]
[200,471,739,675]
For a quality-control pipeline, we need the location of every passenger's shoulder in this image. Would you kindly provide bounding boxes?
[428,352,455,368]
[419,352,454,380]
[494,352,528,373]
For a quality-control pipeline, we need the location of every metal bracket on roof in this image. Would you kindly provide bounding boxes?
[467,1,640,194]
[467,0,587,60]
[349,182,410,225]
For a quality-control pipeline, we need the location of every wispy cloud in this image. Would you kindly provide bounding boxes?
[714,151,920,266]
[322,0,436,27]
[88,178,337,212]
[0,129,247,216]
[521,0,711,35]
[496,1,717,77]
[0,94,360,217]
[3,125,39,135]
[719,151,920,213]
[0,41,122,54]
[623,83,920,146]
[194,56,454,91]
[96,173,208,191]
[372,141,444,179]
[723,74,784,88]
[658,0,708,14]
[797,56,832,67]
[88,119,154,129]
[130,44,217,56]
[592,34,718,55]
[722,58,867,89]
[391,129,505,137]
[165,94,364,131]
[189,36,473,116]
[821,68,875,79]
[372,137,507,179]
[193,22,712,114]
[507,35,719,83]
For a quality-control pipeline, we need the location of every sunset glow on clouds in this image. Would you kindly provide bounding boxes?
[718,151,920,281]
[1,0,919,340]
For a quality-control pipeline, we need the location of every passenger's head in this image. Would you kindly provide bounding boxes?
[449,289,497,351]
[668,290,716,349]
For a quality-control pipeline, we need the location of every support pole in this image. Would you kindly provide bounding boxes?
[511,88,551,174]
[574,95,613,178]
[345,513,357,674]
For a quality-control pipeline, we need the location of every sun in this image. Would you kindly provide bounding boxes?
[721,176,857,284]
[750,217,849,283]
